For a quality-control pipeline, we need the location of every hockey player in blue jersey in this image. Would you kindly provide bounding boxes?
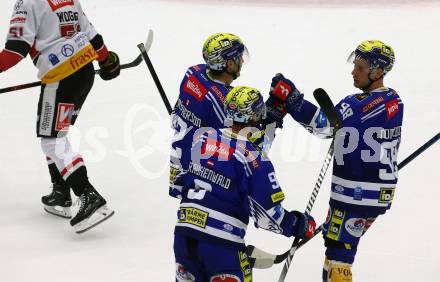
[169,33,249,199]
[173,86,316,282]
[266,40,403,281]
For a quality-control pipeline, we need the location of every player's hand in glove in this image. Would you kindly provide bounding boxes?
[270,73,304,113]
[291,211,316,239]
[99,51,120,80]
[264,94,286,128]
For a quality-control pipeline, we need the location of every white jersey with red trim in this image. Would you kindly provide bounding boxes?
[6,0,99,83]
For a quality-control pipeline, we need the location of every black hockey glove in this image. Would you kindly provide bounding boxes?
[264,95,286,128]
[99,51,120,81]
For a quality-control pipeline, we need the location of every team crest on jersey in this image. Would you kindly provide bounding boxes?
[47,0,74,11]
[184,75,208,101]
[55,103,75,131]
[386,99,399,120]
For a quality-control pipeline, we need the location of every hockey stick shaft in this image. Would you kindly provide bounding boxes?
[287,135,440,254]
[0,58,138,94]
[278,88,341,282]
[277,143,334,281]
[137,43,173,115]
[0,30,154,94]
[398,132,440,170]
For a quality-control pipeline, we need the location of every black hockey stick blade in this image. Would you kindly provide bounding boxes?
[313,88,342,131]
[0,30,153,94]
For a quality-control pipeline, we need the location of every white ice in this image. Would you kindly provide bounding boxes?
[1,0,439,281]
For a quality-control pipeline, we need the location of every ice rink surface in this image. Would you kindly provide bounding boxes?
[1,0,439,281]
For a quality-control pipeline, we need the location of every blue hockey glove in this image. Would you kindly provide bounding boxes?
[270,73,304,113]
[291,211,316,239]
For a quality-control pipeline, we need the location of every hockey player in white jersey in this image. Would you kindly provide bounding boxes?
[0,0,120,233]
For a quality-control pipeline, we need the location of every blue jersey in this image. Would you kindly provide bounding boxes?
[290,87,404,214]
[170,64,231,198]
[174,128,299,249]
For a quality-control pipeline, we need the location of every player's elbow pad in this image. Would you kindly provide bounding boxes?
[0,40,30,71]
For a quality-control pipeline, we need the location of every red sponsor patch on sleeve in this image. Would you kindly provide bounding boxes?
[47,0,74,11]
[184,75,208,101]
[386,99,399,120]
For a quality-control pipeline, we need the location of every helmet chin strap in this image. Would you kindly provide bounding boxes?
[227,69,238,80]
[226,56,242,80]
[361,68,384,92]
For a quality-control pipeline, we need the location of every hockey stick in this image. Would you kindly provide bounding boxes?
[247,88,341,272]
[398,132,440,169]
[137,40,173,115]
[276,88,341,282]
[0,30,154,94]
[273,132,440,266]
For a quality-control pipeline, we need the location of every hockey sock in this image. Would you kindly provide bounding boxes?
[326,259,352,282]
[41,137,92,196]
[64,166,93,196]
[46,156,67,186]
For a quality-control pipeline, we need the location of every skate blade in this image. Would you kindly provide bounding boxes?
[73,205,114,234]
[43,205,72,219]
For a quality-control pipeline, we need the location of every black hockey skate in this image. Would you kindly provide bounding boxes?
[70,186,114,234]
[42,183,72,219]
